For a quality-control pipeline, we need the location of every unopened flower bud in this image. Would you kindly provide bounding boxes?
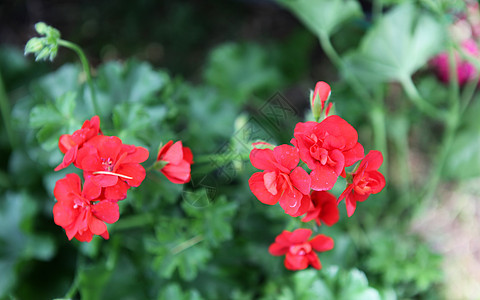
[310,81,331,121]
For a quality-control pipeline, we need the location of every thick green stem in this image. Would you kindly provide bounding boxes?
[400,76,444,119]
[58,39,100,116]
[0,72,17,148]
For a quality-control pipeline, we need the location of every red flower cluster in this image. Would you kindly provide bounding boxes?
[53,116,149,242]
[269,229,334,270]
[250,81,386,271]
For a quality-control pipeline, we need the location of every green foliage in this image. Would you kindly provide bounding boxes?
[265,268,381,300]
[157,284,204,300]
[343,3,445,85]
[365,233,443,297]
[204,43,284,104]
[29,92,79,150]
[277,0,363,37]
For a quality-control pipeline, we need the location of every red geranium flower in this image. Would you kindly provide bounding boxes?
[301,191,339,226]
[292,115,364,191]
[269,228,334,270]
[76,135,149,200]
[54,115,101,171]
[53,173,119,242]
[248,144,311,217]
[156,140,193,184]
[338,150,386,217]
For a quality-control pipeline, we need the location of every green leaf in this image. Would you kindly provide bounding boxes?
[443,130,480,179]
[29,92,79,150]
[276,268,381,300]
[157,284,204,300]
[182,193,238,247]
[278,0,363,37]
[146,218,212,281]
[343,3,445,84]
[203,43,284,104]
[78,264,113,300]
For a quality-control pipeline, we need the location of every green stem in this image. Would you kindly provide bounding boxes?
[400,76,444,119]
[419,40,460,204]
[171,235,204,255]
[64,275,80,299]
[113,213,154,231]
[58,39,100,116]
[318,31,371,101]
[0,72,17,148]
[372,0,383,22]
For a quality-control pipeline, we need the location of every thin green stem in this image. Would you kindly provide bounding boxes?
[171,235,204,255]
[419,40,460,204]
[0,72,17,148]
[400,76,445,119]
[113,213,154,231]
[58,39,99,116]
[318,31,371,101]
[64,275,80,299]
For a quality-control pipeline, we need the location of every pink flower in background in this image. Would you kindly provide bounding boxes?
[431,39,479,85]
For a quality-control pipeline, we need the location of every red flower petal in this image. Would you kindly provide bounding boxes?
[250,148,277,171]
[343,142,364,167]
[285,252,309,270]
[268,243,289,256]
[289,228,312,244]
[161,141,184,165]
[273,145,299,171]
[310,165,339,191]
[157,140,174,160]
[88,216,107,235]
[309,234,334,252]
[92,174,119,187]
[121,146,149,164]
[92,200,119,224]
[161,161,191,184]
[289,167,311,195]
[104,180,130,201]
[248,172,280,205]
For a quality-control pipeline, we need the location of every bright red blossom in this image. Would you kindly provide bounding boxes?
[292,115,364,191]
[53,173,119,242]
[338,150,386,217]
[55,115,101,171]
[301,191,339,226]
[269,228,334,270]
[249,144,311,217]
[76,135,149,200]
[156,140,193,184]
